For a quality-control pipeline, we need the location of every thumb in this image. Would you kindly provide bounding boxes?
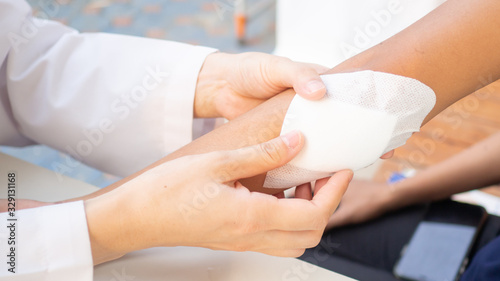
[213,131,304,182]
[269,57,328,100]
[292,63,329,100]
[312,170,353,218]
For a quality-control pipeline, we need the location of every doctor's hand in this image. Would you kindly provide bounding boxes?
[84,131,353,265]
[194,52,328,120]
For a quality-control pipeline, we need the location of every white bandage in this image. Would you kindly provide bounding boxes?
[264,70,436,188]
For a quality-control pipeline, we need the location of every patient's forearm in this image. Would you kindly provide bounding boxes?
[389,132,500,209]
[328,0,500,123]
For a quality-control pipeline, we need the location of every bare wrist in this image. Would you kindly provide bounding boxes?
[385,179,420,211]
[194,52,228,118]
[84,194,132,265]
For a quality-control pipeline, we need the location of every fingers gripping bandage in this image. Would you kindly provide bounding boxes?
[263,71,436,188]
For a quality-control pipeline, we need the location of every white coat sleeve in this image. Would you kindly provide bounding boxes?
[0,0,217,280]
[0,201,93,281]
[0,0,217,177]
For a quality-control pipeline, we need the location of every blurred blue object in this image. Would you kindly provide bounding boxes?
[388,172,407,184]
[388,169,416,184]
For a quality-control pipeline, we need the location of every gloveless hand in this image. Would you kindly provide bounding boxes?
[194,52,329,119]
[84,131,353,264]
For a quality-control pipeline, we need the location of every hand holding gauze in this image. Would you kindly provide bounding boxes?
[264,71,436,188]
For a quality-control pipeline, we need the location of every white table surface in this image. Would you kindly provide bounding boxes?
[0,152,355,281]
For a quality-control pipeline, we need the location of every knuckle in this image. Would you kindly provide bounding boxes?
[309,214,329,231]
[240,54,257,67]
[232,243,251,252]
[301,230,323,248]
[309,231,323,248]
[291,249,306,258]
[237,205,263,235]
[258,141,284,166]
[269,56,294,73]
[320,215,330,227]
[278,56,293,66]
[211,151,237,178]
[174,153,213,176]
[301,231,323,249]
[239,220,260,235]
[208,151,229,165]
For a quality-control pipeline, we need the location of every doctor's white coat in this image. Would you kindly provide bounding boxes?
[0,0,215,279]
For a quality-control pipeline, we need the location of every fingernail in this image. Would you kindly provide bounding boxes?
[305,80,326,95]
[347,170,354,182]
[281,130,301,149]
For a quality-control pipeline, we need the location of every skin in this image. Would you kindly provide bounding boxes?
[2,52,350,266]
[85,132,353,264]
[328,131,500,229]
[78,0,500,199]
[329,0,500,124]
[78,0,500,264]
[0,52,329,209]
[193,52,329,119]
[3,0,500,267]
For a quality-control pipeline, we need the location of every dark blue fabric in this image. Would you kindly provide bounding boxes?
[461,236,500,280]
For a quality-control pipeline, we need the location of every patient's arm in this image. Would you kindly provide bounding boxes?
[71,0,500,200]
[330,0,500,123]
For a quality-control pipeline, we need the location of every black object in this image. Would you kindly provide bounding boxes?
[393,200,487,281]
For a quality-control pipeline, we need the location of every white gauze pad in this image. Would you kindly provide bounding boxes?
[263,70,436,189]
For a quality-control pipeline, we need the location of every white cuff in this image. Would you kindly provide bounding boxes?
[161,45,218,153]
[0,201,93,281]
